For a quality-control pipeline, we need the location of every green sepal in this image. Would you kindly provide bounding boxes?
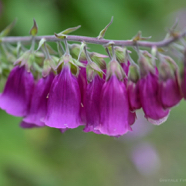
[42,58,52,77]
[89,52,107,69]
[159,61,174,80]
[72,58,85,68]
[138,53,154,77]
[51,56,59,70]
[128,65,140,82]
[56,54,79,76]
[86,62,103,82]
[69,44,86,61]
[14,51,36,72]
[106,59,125,81]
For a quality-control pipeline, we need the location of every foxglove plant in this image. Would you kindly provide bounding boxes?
[0,18,186,137]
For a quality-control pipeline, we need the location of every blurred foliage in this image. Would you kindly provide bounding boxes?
[1,0,186,185]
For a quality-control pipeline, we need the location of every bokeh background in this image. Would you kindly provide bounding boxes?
[0,0,186,185]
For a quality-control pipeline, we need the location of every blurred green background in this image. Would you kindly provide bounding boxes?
[1,0,186,185]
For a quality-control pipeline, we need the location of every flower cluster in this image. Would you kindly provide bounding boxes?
[0,42,185,137]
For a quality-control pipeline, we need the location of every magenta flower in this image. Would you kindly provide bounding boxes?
[83,74,104,134]
[23,73,54,126]
[43,64,82,129]
[128,110,136,126]
[121,60,130,76]
[139,72,170,125]
[128,80,141,111]
[77,61,87,124]
[181,67,186,99]
[158,74,182,109]
[0,66,34,117]
[99,75,132,136]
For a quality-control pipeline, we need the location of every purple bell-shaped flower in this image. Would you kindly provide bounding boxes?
[139,56,170,125]
[98,56,133,136]
[83,74,104,134]
[139,73,170,125]
[23,73,54,126]
[44,56,82,129]
[0,66,34,117]
[158,61,182,109]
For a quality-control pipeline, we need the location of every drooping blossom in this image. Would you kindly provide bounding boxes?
[158,73,182,109]
[157,59,182,109]
[128,81,141,111]
[139,72,170,125]
[97,56,134,136]
[44,63,82,129]
[99,74,132,136]
[0,66,34,117]
[83,74,104,134]
[23,73,54,126]
[77,60,87,124]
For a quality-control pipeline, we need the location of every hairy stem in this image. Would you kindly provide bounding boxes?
[1,30,186,48]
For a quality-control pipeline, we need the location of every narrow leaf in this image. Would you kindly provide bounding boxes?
[0,19,17,37]
[60,25,81,35]
[98,16,113,39]
[36,38,46,51]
